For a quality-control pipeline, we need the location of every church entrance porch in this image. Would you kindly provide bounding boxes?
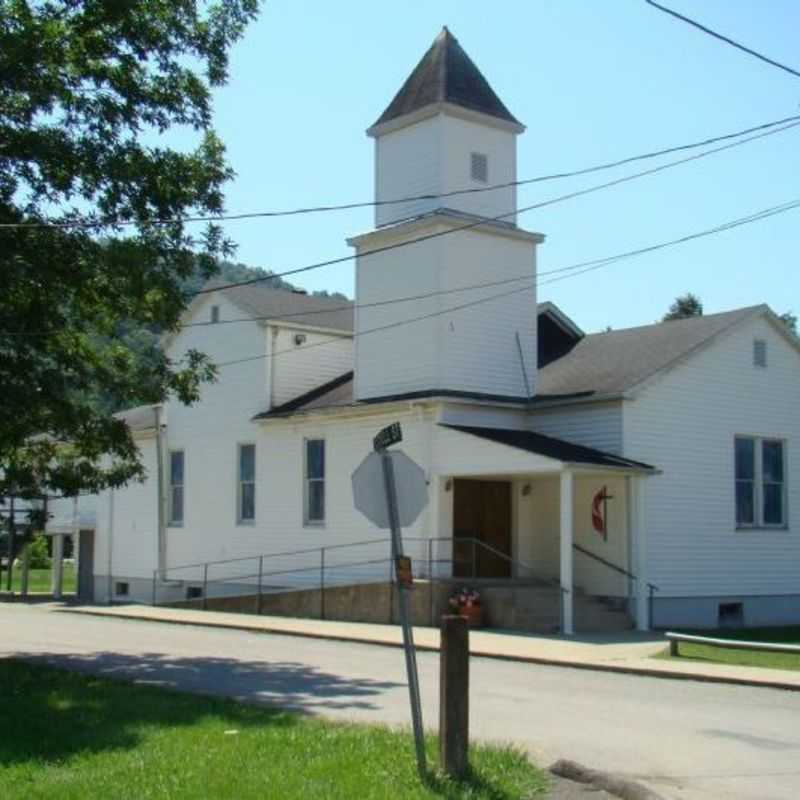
[431,423,656,633]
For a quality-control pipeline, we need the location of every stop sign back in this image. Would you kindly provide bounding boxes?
[352,450,428,529]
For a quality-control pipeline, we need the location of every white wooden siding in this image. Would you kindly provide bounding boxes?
[269,325,353,407]
[624,315,800,596]
[354,227,444,400]
[94,437,159,582]
[439,114,516,222]
[375,116,442,227]
[374,112,517,228]
[438,228,536,399]
[529,402,624,455]
[355,225,537,401]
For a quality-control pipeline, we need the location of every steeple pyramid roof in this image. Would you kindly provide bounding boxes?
[371,27,522,130]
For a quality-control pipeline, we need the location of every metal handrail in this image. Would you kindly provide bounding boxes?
[164,536,396,574]
[572,542,659,592]
[200,556,396,588]
[429,535,564,591]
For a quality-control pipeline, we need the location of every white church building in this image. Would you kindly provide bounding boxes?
[64,28,800,633]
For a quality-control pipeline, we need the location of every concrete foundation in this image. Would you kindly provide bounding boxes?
[652,595,800,629]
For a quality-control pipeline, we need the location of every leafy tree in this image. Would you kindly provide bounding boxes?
[0,1,259,499]
[663,293,703,321]
[779,311,797,336]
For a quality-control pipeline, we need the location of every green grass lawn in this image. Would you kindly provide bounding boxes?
[0,564,76,594]
[656,626,800,672]
[0,660,548,799]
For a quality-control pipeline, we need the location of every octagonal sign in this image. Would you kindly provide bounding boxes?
[352,450,428,529]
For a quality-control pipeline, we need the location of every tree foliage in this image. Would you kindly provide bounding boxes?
[663,292,703,321]
[779,311,797,336]
[0,0,259,498]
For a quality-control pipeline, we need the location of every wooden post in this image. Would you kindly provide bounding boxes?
[440,614,469,778]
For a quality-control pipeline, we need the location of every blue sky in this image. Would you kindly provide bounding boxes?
[198,0,798,333]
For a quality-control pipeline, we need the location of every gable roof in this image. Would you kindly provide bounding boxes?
[536,305,765,399]
[256,304,775,417]
[441,425,654,471]
[371,27,521,131]
[206,280,354,333]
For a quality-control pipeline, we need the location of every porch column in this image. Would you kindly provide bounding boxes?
[51,533,64,599]
[631,476,650,631]
[559,469,574,636]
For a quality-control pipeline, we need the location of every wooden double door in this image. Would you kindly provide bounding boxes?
[453,479,512,578]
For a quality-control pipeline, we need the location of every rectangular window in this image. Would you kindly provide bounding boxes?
[304,439,325,525]
[210,305,220,323]
[735,436,786,528]
[238,443,256,523]
[169,450,184,526]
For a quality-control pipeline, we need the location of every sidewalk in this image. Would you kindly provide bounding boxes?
[60,603,800,691]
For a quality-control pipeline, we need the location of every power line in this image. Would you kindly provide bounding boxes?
[645,0,800,79]
[212,196,800,371]
[191,119,800,296]
[184,197,800,329]
[2,194,799,340]
[2,113,799,232]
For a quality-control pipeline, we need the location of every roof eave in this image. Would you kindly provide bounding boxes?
[367,101,525,138]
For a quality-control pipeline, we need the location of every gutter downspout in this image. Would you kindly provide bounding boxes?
[154,404,167,580]
[267,325,278,410]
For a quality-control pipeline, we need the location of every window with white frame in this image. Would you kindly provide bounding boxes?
[735,436,786,527]
[169,450,185,525]
[304,439,325,525]
[238,443,256,523]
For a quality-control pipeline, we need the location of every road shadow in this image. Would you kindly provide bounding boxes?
[1,651,405,770]
[0,656,297,768]
[10,649,404,714]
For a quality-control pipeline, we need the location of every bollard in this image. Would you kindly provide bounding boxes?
[440,614,469,778]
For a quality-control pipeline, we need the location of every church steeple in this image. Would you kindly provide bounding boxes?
[350,30,542,405]
[368,28,523,228]
[371,27,523,133]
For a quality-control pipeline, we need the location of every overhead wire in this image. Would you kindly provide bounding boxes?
[645,0,800,79]
[211,196,800,371]
[190,118,800,296]
[1,113,799,231]
[2,194,799,341]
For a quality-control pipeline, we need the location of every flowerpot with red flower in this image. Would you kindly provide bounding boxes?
[448,586,483,627]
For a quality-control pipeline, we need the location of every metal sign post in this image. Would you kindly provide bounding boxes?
[376,427,427,779]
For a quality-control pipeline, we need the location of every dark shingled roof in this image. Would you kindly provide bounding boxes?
[254,371,354,419]
[253,305,767,417]
[441,425,654,470]
[372,27,521,129]
[206,280,354,332]
[535,305,763,399]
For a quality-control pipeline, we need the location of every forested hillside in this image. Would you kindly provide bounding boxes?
[98,261,349,413]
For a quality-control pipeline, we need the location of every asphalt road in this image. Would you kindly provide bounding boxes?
[2,605,799,800]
